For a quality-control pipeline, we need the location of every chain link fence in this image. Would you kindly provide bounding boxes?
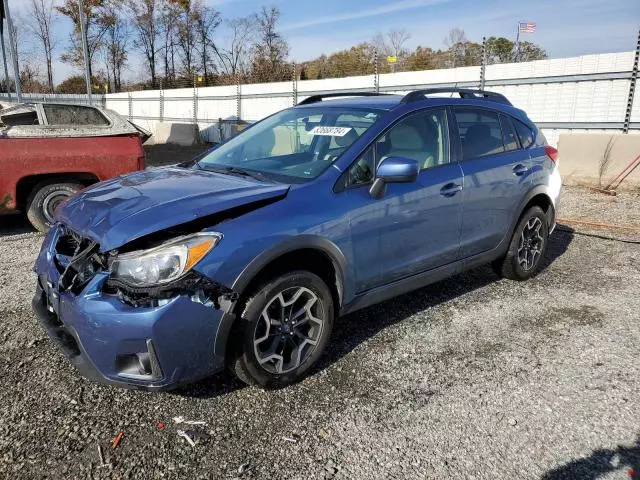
[2,43,639,147]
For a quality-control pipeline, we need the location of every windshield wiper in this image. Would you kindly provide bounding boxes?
[201,165,268,182]
[225,166,267,181]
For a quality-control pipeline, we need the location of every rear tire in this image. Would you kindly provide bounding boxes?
[26,181,82,232]
[492,206,549,281]
[229,270,334,388]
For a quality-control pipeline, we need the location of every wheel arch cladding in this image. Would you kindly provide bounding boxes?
[496,188,554,257]
[232,245,345,314]
[521,191,555,227]
[214,238,347,365]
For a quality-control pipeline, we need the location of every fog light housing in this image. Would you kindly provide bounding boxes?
[115,340,162,380]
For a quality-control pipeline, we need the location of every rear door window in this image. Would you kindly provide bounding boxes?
[499,115,519,151]
[513,119,534,148]
[453,108,505,160]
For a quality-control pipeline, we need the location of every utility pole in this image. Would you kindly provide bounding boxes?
[2,0,21,101]
[0,19,11,100]
[78,0,92,104]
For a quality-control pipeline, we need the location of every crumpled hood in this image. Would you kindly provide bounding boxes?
[56,167,289,251]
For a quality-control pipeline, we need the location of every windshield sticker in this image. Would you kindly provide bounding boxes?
[309,126,352,137]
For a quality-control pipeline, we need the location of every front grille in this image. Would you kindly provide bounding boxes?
[55,231,81,256]
[54,224,105,294]
[55,224,92,255]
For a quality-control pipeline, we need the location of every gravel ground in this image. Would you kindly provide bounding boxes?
[0,186,639,480]
[557,187,640,234]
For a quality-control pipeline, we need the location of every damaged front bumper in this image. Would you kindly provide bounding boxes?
[32,225,236,391]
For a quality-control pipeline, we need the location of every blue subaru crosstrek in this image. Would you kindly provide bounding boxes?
[33,88,562,390]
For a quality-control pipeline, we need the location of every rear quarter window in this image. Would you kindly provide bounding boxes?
[0,110,39,126]
[499,115,519,151]
[513,119,535,148]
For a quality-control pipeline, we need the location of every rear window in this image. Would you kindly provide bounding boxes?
[454,108,505,160]
[43,105,109,126]
[0,110,39,126]
[513,119,534,148]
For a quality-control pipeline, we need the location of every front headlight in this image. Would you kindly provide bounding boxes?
[109,233,222,287]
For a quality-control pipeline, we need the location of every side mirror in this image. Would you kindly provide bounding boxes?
[369,156,419,199]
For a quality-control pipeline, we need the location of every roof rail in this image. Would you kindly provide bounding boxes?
[400,88,512,106]
[297,92,390,105]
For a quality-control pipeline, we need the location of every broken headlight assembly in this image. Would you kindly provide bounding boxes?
[109,233,222,287]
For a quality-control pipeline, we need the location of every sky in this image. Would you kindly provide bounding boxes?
[5,0,640,84]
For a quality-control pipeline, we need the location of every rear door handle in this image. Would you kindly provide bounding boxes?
[513,164,529,176]
[440,182,462,197]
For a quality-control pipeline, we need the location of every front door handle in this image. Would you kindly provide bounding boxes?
[513,164,529,176]
[440,182,462,197]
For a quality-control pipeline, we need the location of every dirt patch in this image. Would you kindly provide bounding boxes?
[550,305,605,328]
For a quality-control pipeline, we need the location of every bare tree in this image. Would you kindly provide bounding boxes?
[57,0,111,79]
[252,6,289,82]
[371,29,411,72]
[443,27,468,67]
[213,16,255,78]
[193,1,221,82]
[159,0,181,82]
[25,0,57,92]
[443,27,466,49]
[20,63,49,92]
[102,0,128,92]
[371,32,390,57]
[129,0,160,87]
[388,28,411,57]
[173,0,197,78]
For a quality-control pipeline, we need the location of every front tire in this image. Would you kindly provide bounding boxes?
[26,181,82,232]
[230,271,334,388]
[493,206,549,280]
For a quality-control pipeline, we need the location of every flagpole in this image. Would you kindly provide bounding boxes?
[515,21,521,63]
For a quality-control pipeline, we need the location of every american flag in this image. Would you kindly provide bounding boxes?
[519,22,536,33]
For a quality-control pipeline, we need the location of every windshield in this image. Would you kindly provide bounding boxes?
[197,107,383,182]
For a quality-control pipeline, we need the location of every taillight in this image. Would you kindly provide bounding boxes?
[137,155,146,170]
[544,145,559,163]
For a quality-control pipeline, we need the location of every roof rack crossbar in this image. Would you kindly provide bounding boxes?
[400,88,512,105]
[297,92,390,105]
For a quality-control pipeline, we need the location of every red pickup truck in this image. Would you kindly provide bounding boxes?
[0,102,149,231]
